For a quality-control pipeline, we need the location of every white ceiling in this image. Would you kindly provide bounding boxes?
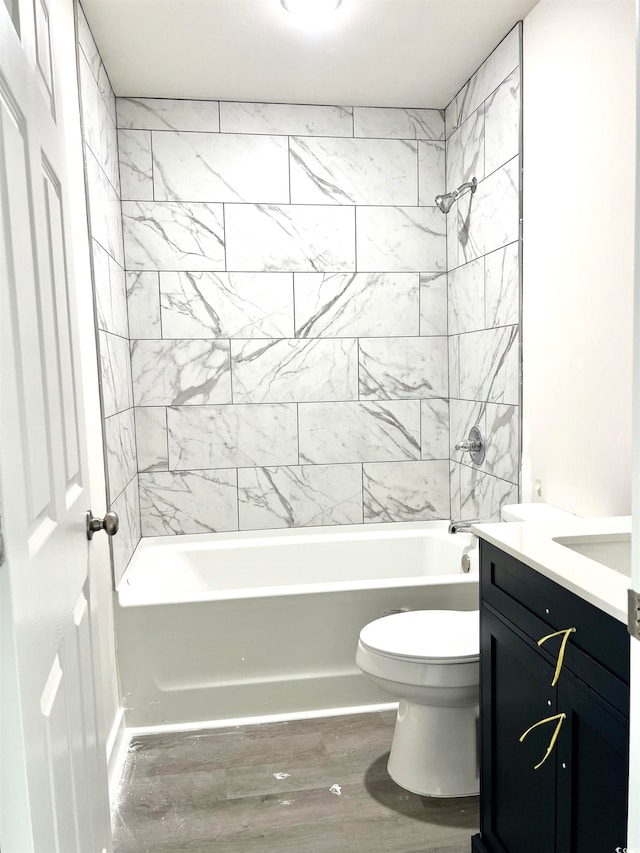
[82,0,540,108]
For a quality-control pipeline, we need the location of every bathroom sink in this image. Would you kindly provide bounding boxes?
[552,533,631,577]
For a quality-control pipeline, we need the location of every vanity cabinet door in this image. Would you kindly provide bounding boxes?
[555,671,629,853]
[480,607,558,853]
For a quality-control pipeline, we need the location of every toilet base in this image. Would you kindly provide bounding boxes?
[387,699,479,797]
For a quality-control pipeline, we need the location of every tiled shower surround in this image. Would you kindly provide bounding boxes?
[78,5,140,581]
[446,26,521,518]
[118,98,451,536]
[78,6,520,560]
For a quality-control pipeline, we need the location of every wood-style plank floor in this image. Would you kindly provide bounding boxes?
[112,711,479,853]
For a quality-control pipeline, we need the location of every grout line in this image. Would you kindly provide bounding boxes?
[235,466,240,530]
[222,203,228,271]
[291,273,297,337]
[157,457,452,475]
[150,130,156,201]
[115,126,446,144]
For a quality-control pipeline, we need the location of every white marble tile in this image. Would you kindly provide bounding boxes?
[99,331,133,417]
[450,398,519,486]
[161,271,294,339]
[485,67,520,175]
[127,272,161,339]
[450,399,486,463]
[485,242,519,328]
[238,463,362,530]
[96,62,117,126]
[298,400,420,464]
[118,129,153,201]
[152,132,290,203]
[231,339,357,403]
[485,403,519,485]
[421,399,449,460]
[295,272,419,338]
[446,197,459,271]
[353,107,444,140]
[77,5,101,81]
[139,470,238,536]
[363,460,449,523]
[459,466,518,521]
[77,6,116,124]
[356,206,445,272]
[446,107,485,193]
[219,101,352,137]
[225,204,355,272]
[134,407,168,472]
[93,241,128,337]
[418,141,445,207]
[359,337,448,400]
[86,149,124,266]
[79,52,119,193]
[104,408,137,501]
[122,201,225,271]
[445,25,520,138]
[111,475,140,585]
[448,256,484,335]
[131,340,231,406]
[449,461,461,521]
[455,157,519,265]
[449,335,460,398]
[290,137,417,205]
[419,272,447,336]
[116,98,220,132]
[168,404,298,470]
[459,325,519,405]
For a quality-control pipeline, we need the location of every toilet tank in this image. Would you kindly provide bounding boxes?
[500,502,577,523]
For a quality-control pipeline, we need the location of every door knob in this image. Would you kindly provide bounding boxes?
[86,509,119,540]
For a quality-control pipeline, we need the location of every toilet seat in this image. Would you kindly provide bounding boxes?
[359,609,479,665]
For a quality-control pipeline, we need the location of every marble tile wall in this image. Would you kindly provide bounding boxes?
[78,3,140,581]
[116,96,452,533]
[445,24,522,521]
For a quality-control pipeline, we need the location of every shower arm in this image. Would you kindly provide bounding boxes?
[455,178,478,197]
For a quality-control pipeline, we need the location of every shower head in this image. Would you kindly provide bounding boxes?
[434,193,456,214]
[434,177,478,214]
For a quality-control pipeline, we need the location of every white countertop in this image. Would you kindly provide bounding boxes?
[472,516,631,624]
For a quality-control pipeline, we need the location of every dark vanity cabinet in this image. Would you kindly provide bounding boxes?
[473,541,630,853]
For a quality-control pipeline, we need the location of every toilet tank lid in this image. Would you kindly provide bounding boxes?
[501,502,577,523]
[359,610,479,662]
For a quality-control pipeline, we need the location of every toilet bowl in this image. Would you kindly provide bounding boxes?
[356,609,479,798]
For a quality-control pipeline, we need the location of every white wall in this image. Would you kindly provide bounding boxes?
[522,0,636,517]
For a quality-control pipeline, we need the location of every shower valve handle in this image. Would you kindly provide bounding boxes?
[455,438,482,453]
[455,425,485,465]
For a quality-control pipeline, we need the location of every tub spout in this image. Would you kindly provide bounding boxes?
[448,519,480,534]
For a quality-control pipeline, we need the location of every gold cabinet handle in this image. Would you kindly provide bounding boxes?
[537,627,576,686]
[519,713,566,770]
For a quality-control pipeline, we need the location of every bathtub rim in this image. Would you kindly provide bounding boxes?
[117,520,479,608]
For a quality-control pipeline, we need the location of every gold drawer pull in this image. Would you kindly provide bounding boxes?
[519,712,566,770]
[537,627,576,686]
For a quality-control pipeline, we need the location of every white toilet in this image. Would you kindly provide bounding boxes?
[356,609,479,798]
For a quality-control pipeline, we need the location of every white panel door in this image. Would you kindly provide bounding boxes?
[0,0,112,849]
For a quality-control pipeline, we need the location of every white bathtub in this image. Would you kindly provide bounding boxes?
[116,522,479,728]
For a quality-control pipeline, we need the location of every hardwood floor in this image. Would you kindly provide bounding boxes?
[112,711,479,853]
